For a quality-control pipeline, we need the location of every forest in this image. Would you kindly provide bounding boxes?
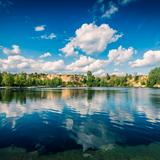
[0,67,160,88]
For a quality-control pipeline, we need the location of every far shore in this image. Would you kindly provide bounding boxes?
[0,86,160,89]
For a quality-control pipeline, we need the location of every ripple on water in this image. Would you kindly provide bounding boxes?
[0,88,160,154]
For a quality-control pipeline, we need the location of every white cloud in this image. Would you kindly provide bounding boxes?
[0,55,65,73]
[108,46,134,65]
[39,52,52,58]
[0,54,109,74]
[2,45,21,55]
[61,23,122,56]
[93,69,106,77]
[60,42,78,57]
[40,33,56,40]
[41,60,65,72]
[119,0,135,5]
[102,3,118,18]
[32,33,56,40]
[95,0,136,20]
[67,55,108,73]
[0,45,134,74]
[111,68,125,76]
[130,50,160,68]
[35,25,46,31]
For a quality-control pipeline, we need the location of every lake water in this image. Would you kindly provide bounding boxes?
[0,87,160,157]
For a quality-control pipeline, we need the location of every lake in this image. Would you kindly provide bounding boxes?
[0,87,160,159]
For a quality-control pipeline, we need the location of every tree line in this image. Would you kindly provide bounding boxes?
[0,67,159,88]
[0,73,62,87]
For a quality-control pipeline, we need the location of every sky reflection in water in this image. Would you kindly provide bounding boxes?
[0,88,160,153]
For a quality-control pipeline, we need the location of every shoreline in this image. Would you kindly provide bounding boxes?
[0,86,160,89]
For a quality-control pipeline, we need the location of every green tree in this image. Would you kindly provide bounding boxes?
[2,73,14,86]
[100,78,108,87]
[119,75,128,86]
[26,76,34,86]
[147,67,160,87]
[51,77,62,87]
[128,74,132,79]
[0,72,2,86]
[106,73,110,80]
[46,77,63,87]
[86,71,95,87]
[134,73,139,82]
[14,73,27,87]
[94,77,101,86]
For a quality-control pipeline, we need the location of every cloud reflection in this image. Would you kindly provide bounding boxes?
[0,88,160,151]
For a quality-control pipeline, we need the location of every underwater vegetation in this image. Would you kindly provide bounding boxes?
[0,143,160,160]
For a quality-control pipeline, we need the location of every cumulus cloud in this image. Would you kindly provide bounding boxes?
[0,53,109,74]
[34,25,46,31]
[0,46,134,74]
[60,23,122,56]
[68,46,134,75]
[40,33,56,40]
[39,52,52,58]
[2,45,21,55]
[130,50,160,68]
[67,55,108,73]
[107,46,134,65]
[102,3,118,18]
[60,42,78,57]
[0,55,65,73]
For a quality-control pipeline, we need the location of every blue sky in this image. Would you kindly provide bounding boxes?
[0,0,160,75]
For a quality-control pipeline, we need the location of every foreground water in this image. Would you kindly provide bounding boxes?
[0,87,160,159]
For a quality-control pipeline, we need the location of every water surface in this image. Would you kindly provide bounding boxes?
[0,87,160,154]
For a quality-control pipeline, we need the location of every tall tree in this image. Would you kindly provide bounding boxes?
[147,67,160,87]
[14,73,27,87]
[86,71,95,87]
[2,73,14,86]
